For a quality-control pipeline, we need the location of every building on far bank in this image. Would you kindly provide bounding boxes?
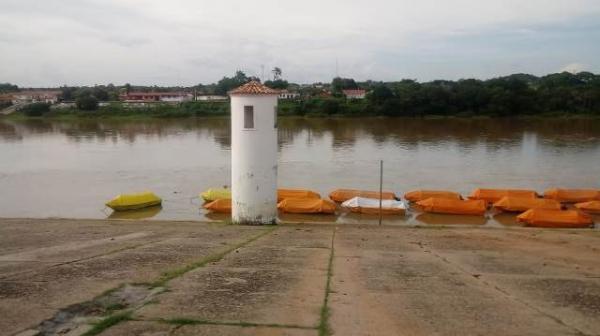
[12,90,61,104]
[119,92,193,103]
[0,94,14,104]
[195,95,228,102]
[278,90,300,100]
[342,89,366,99]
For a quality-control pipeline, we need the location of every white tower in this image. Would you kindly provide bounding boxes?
[229,81,279,224]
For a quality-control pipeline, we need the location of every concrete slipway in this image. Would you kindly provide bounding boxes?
[1,218,599,336]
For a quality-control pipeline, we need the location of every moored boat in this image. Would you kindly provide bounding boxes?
[404,190,462,202]
[341,197,406,215]
[469,188,537,204]
[574,201,600,214]
[416,197,487,216]
[277,198,336,214]
[544,189,600,203]
[329,189,396,203]
[106,191,162,211]
[203,198,232,213]
[201,188,231,202]
[517,209,593,228]
[493,196,561,212]
[278,189,321,202]
[201,188,321,203]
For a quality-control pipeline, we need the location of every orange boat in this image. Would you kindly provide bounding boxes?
[493,197,561,213]
[277,198,336,214]
[544,189,600,203]
[278,189,320,202]
[329,189,396,203]
[416,197,487,216]
[574,201,600,214]
[203,199,231,213]
[469,189,537,204]
[404,190,462,202]
[517,209,593,228]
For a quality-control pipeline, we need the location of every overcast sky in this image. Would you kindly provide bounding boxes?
[1,0,600,87]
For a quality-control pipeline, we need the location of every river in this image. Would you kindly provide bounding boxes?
[0,117,599,225]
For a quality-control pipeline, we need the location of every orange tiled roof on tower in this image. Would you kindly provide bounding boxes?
[229,81,280,95]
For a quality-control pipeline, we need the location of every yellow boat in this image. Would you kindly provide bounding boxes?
[202,188,320,203]
[201,188,231,202]
[106,192,162,211]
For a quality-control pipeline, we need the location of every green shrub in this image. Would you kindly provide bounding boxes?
[76,96,99,111]
[19,102,51,116]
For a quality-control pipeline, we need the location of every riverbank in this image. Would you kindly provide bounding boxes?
[2,217,600,336]
[3,100,600,120]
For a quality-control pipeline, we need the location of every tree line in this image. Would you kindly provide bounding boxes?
[354,72,600,117]
[4,70,600,117]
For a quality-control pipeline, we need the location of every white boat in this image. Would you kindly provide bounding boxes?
[341,197,406,215]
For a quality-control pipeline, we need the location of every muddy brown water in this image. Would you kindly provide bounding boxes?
[0,117,599,226]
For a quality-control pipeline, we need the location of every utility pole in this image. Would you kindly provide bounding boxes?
[379,160,383,226]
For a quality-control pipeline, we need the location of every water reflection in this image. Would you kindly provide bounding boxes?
[2,117,600,148]
[107,205,163,220]
[490,213,522,227]
[0,116,599,221]
[414,213,488,226]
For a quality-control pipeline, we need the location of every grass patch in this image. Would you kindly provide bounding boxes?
[82,311,132,336]
[318,228,336,336]
[150,227,276,287]
[161,317,314,330]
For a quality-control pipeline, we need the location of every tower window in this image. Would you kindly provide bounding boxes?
[244,105,254,129]
[274,106,278,128]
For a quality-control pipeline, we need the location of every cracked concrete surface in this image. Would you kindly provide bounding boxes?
[1,218,600,336]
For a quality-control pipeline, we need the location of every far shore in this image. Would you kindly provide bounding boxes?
[3,108,600,121]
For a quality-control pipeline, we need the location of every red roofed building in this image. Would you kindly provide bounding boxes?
[342,89,366,99]
[228,81,280,95]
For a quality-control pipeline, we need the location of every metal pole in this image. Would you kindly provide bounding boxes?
[379,160,383,226]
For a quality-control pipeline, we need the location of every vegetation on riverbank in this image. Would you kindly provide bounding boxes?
[4,71,600,119]
[5,99,599,120]
[7,101,229,120]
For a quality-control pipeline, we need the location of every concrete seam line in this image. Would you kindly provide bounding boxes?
[0,240,164,281]
[150,227,277,287]
[138,317,316,330]
[318,226,336,336]
[17,228,277,336]
[426,248,591,336]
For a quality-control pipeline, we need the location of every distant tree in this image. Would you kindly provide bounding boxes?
[92,87,109,101]
[272,67,282,80]
[0,83,18,93]
[368,85,394,105]
[76,96,99,111]
[60,86,78,101]
[264,79,289,90]
[215,71,250,95]
[331,77,358,93]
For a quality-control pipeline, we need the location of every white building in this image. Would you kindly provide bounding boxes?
[196,95,228,101]
[278,90,300,100]
[342,89,367,99]
[12,90,61,104]
[119,92,193,103]
[229,81,280,224]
